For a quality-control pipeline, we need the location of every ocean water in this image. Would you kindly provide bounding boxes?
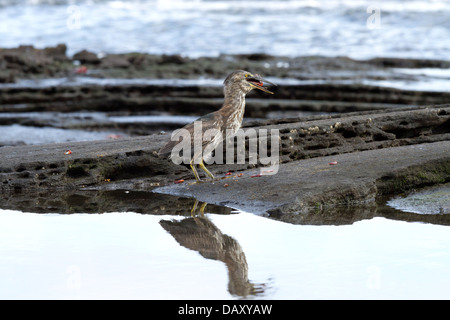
[0,0,449,59]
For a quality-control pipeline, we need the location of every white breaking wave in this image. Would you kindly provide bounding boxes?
[0,0,449,59]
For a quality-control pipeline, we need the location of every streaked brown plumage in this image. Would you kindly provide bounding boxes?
[159,70,274,181]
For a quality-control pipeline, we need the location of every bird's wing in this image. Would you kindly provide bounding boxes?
[197,112,225,148]
[158,112,224,155]
[158,132,184,156]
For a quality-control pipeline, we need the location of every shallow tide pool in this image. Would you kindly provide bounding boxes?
[1,197,450,299]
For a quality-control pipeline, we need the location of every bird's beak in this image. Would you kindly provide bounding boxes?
[247,74,276,94]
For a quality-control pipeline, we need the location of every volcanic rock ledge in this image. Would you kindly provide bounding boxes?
[1,105,449,216]
[156,140,450,216]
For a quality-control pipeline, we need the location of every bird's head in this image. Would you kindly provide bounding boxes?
[223,70,275,95]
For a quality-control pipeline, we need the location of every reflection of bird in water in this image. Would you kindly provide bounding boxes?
[158,70,274,181]
[160,206,265,297]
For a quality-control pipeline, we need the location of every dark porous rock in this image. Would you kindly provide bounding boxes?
[156,140,450,220]
[43,43,69,62]
[1,44,450,90]
[73,49,101,64]
[100,54,131,68]
[0,45,53,73]
[1,80,450,117]
[367,57,450,69]
[237,53,275,61]
[0,44,73,80]
[0,44,449,220]
[160,54,187,65]
[1,106,449,217]
[0,69,15,83]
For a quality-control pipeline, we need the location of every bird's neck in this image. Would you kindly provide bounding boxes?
[221,88,246,118]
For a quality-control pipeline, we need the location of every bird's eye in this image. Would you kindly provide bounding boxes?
[245,73,250,78]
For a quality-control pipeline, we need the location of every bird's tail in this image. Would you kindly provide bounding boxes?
[158,140,177,156]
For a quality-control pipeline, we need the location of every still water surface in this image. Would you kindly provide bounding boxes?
[1,186,450,299]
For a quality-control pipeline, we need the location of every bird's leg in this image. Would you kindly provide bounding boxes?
[190,199,199,216]
[199,160,215,180]
[190,200,207,217]
[199,202,207,216]
[190,159,201,181]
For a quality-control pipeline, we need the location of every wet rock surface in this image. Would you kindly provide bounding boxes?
[387,183,450,215]
[2,44,449,82]
[156,140,449,216]
[0,44,70,83]
[1,44,450,121]
[1,45,449,147]
[1,44,449,222]
[1,105,449,220]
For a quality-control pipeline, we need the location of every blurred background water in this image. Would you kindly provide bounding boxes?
[0,0,449,59]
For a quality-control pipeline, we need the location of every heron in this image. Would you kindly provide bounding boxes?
[158,70,275,181]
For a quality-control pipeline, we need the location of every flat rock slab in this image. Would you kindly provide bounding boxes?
[0,135,174,191]
[1,105,449,220]
[155,141,450,215]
